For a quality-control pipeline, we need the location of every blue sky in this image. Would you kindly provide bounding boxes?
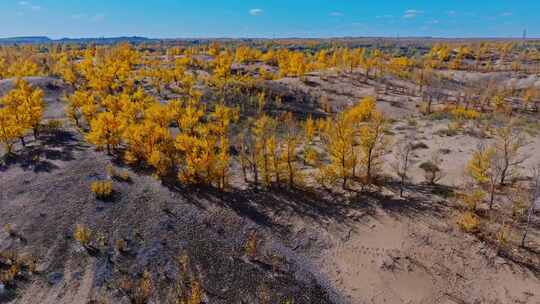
[1,0,539,38]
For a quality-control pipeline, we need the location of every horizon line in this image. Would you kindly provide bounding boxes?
[1,35,539,41]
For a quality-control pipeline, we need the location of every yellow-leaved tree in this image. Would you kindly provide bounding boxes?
[209,104,239,189]
[252,114,278,188]
[358,110,387,184]
[280,112,303,188]
[66,90,97,128]
[86,112,124,155]
[0,108,24,155]
[319,96,384,189]
[1,78,44,143]
[466,145,501,210]
[320,113,355,189]
[123,119,174,177]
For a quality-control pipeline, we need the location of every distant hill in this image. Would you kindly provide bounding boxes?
[1,35,538,46]
[0,36,52,44]
[0,36,156,45]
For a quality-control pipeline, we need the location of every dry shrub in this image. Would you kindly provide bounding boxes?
[115,239,127,253]
[270,253,285,273]
[496,223,511,249]
[406,116,418,127]
[303,147,319,166]
[19,255,38,274]
[44,119,63,132]
[319,95,331,113]
[106,164,130,182]
[91,180,113,199]
[119,276,134,293]
[3,223,15,237]
[457,211,480,233]
[74,224,92,247]
[178,251,190,275]
[117,171,130,181]
[244,231,258,258]
[258,284,271,304]
[450,106,481,120]
[461,188,486,212]
[134,271,152,304]
[189,280,202,304]
[0,250,17,263]
[435,121,461,137]
[419,161,442,184]
[0,264,20,284]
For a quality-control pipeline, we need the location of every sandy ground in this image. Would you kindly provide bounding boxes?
[320,202,540,304]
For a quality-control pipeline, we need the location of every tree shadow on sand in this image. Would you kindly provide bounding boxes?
[0,130,86,173]
[161,177,451,237]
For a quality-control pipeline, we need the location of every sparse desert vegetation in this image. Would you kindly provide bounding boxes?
[0,34,539,304]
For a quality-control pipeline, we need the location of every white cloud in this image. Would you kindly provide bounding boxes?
[447,10,456,16]
[376,14,393,19]
[330,12,343,17]
[70,12,105,22]
[403,9,423,19]
[249,8,263,16]
[500,12,513,17]
[18,1,42,12]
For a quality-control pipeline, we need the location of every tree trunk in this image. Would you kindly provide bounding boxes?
[489,183,496,210]
[523,179,539,247]
[241,162,248,183]
[262,144,270,187]
[252,162,259,188]
[33,126,39,139]
[287,151,294,189]
[500,165,508,185]
[366,148,373,185]
[341,153,347,190]
[522,222,530,248]
[399,176,405,198]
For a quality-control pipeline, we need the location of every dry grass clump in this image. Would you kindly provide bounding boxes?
[3,223,16,237]
[0,251,39,286]
[0,264,20,285]
[419,161,442,184]
[106,164,131,182]
[450,106,481,120]
[244,231,258,258]
[188,280,202,304]
[43,119,64,132]
[74,224,92,247]
[115,239,127,254]
[457,211,480,233]
[91,180,113,199]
